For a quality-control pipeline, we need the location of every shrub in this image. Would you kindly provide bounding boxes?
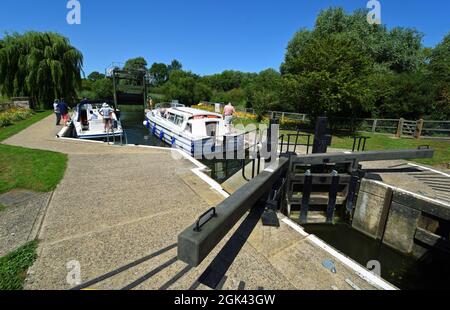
[0,108,34,128]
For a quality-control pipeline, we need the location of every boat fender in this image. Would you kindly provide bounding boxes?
[159,131,164,141]
[191,141,195,156]
[171,137,176,146]
[152,124,157,134]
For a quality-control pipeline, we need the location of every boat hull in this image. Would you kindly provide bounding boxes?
[77,132,123,140]
[143,118,244,158]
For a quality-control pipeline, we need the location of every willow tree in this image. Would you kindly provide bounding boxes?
[0,32,83,109]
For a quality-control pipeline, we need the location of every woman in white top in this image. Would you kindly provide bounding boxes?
[99,103,114,132]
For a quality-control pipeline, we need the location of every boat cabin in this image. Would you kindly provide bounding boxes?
[155,107,226,138]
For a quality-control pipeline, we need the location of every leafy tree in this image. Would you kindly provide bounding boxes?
[280,29,313,75]
[284,8,424,75]
[193,82,213,103]
[124,57,148,71]
[429,33,450,119]
[87,71,105,82]
[246,69,282,111]
[203,70,251,92]
[280,7,434,123]
[371,72,434,119]
[148,63,169,86]
[168,59,182,72]
[154,70,211,105]
[252,90,277,122]
[212,88,248,106]
[281,32,375,123]
[0,31,83,108]
[78,78,94,99]
[92,78,113,99]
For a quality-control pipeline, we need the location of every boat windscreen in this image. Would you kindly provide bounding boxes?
[191,115,221,120]
[156,102,186,109]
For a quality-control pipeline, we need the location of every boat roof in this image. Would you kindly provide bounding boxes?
[169,107,222,118]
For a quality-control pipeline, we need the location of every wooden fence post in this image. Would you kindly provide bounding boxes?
[372,119,378,133]
[415,119,424,139]
[396,118,404,138]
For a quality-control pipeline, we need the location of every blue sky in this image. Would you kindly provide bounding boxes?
[1,0,449,76]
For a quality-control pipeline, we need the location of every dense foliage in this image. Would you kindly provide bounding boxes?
[279,8,447,121]
[0,32,83,109]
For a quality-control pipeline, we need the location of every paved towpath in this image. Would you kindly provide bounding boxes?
[3,116,394,290]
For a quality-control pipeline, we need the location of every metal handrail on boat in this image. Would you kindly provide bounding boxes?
[155,102,186,109]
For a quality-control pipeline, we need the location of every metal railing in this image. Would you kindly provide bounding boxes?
[279,132,312,155]
[197,102,450,139]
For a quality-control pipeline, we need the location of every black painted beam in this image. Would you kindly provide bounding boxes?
[178,158,289,267]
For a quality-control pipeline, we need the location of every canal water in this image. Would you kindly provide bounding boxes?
[119,105,243,183]
[303,223,450,290]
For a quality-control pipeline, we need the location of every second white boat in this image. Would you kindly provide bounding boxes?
[143,102,245,157]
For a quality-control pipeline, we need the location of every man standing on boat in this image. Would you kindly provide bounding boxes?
[99,103,114,133]
[223,102,236,134]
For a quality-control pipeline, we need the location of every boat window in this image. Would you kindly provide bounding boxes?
[206,122,218,137]
[175,115,184,126]
[168,113,176,123]
[186,123,192,133]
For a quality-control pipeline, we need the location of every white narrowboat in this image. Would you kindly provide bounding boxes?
[143,103,244,157]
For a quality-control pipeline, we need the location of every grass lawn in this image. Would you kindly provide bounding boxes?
[0,144,68,194]
[233,116,450,167]
[279,129,450,167]
[332,133,450,167]
[0,110,68,194]
[0,241,38,290]
[0,110,66,290]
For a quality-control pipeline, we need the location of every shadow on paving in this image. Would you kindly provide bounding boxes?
[71,203,267,291]
[72,243,182,290]
[194,202,266,290]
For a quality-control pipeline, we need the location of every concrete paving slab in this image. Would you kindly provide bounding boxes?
[0,191,51,256]
[268,238,376,290]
